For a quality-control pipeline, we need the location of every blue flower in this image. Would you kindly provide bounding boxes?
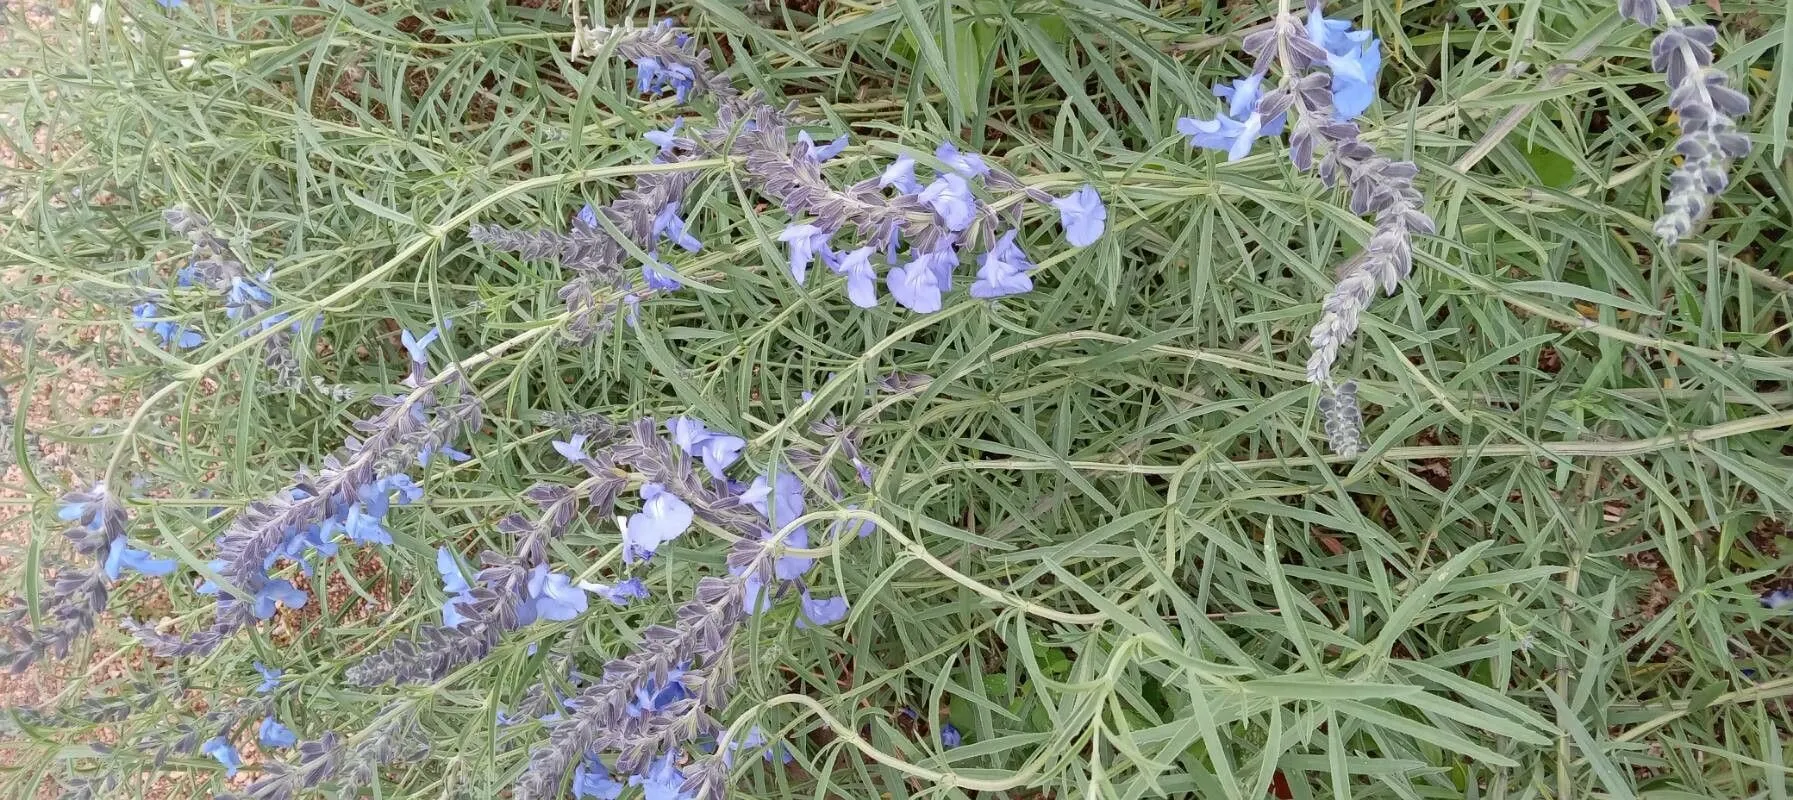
[743,472,806,533]
[416,442,470,468]
[725,726,794,766]
[1304,9,1381,119]
[666,417,710,453]
[798,130,849,162]
[913,242,958,291]
[969,231,1035,298]
[436,546,471,594]
[252,661,282,694]
[662,63,696,103]
[642,259,683,292]
[796,591,849,628]
[102,537,177,581]
[1763,590,1793,610]
[252,579,308,620]
[342,504,391,546]
[1052,185,1106,247]
[1325,45,1381,119]
[777,223,834,285]
[743,472,813,579]
[574,758,626,799]
[623,483,694,563]
[401,327,440,365]
[941,722,963,748]
[525,563,589,622]
[380,474,424,505]
[651,202,702,254]
[644,118,684,155]
[935,143,990,178]
[879,154,922,193]
[552,433,592,464]
[695,433,745,477]
[635,56,664,94]
[131,302,204,349]
[258,715,297,748]
[886,260,943,313]
[625,666,691,718]
[837,246,879,308]
[195,558,229,596]
[1177,74,1288,161]
[918,174,975,232]
[156,0,182,8]
[629,752,696,800]
[580,577,649,607]
[200,736,242,777]
[575,203,600,231]
[740,571,774,615]
[443,593,476,627]
[828,507,877,540]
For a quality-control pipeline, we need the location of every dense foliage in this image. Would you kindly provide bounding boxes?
[2,0,1791,798]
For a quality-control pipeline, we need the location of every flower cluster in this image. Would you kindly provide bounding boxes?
[1611,2,1752,245]
[443,414,860,800]
[475,19,1107,338]
[131,300,203,349]
[1177,8,1381,161]
[162,207,314,389]
[0,482,176,671]
[125,328,481,657]
[1178,2,1433,457]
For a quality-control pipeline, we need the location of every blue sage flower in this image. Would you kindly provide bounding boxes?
[744,472,813,579]
[935,143,990,178]
[576,203,599,231]
[251,579,308,620]
[796,591,849,628]
[102,537,177,581]
[629,752,696,800]
[644,118,684,155]
[969,231,1035,298]
[1177,74,1288,161]
[836,246,879,308]
[1052,185,1107,247]
[918,174,975,232]
[258,715,297,748]
[341,504,391,546]
[253,661,282,693]
[650,202,702,254]
[1305,9,1381,118]
[156,0,182,7]
[886,259,943,313]
[401,327,440,365]
[574,758,626,799]
[623,483,694,563]
[131,302,204,349]
[200,736,242,777]
[777,223,834,285]
[579,577,649,607]
[642,259,683,292]
[941,722,963,748]
[525,563,589,622]
[552,433,592,464]
[879,154,923,193]
[1763,590,1793,610]
[797,130,849,162]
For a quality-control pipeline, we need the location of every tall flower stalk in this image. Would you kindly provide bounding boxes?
[1616,0,1752,245]
[1177,0,1433,456]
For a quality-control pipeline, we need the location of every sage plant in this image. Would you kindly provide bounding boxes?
[125,328,481,657]
[474,19,1106,337]
[1615,1,1752,244]
[1178,1,1434,457]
